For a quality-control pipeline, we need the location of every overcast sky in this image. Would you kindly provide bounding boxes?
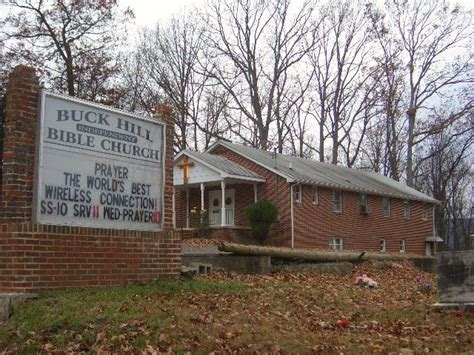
[122,0,473,29]
[121,0,204,29]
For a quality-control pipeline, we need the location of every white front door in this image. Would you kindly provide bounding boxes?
[209,189,235,226]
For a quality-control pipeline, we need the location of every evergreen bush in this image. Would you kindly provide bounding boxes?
[245,201,278,244]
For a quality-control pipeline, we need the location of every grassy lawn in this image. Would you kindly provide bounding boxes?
[1,261,473,354]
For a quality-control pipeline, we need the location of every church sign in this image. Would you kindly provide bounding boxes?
[33,91,165,231]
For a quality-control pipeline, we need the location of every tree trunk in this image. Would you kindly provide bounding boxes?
[319,105,325,162]
[64,46,75,97]
[218,242,415,262]
[332,120,339,165]
[406,107,416,187]
[389,115,400,181]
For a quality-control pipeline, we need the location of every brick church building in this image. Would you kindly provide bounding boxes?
[173,141,440,256]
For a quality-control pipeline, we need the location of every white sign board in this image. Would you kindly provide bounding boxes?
[33,91,165,231]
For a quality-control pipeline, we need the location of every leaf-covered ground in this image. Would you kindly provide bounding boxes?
[1,261,473,354]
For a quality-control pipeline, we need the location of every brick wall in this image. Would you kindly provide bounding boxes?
[0,66,39,222]
[0,223,181,293]
[293,185,432,255]
[208,145,433,255]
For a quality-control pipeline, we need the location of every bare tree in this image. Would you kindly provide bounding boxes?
[386,0,473,186]
[358,114,407,174]
[137,14,221,152]
[118,50,164,115]
[308,0,378,166]
[416,111,473,249]
[0,0,133,101]
[363,2,407,179]
[204,0,317,150]
[274,69,315,154]
[198,86,233,150]
[287,98,318,158]
[307,6,334,162]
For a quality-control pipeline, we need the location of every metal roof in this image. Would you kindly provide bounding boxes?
[208,141,439,204]
[175,150,264,181]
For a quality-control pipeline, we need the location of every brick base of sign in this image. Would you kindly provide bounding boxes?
[0,223,181,293]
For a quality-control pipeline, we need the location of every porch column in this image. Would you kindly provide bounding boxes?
[200,183,205,222]
[186,188,190,228]
[221,180,226,226]
[172,187,176,229]
[253,183,258,203]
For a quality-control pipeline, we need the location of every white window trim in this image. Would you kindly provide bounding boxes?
[403,200,411,219]
[422,204,428,221]
[380,239,386,252]
[360,193,371,214]
[383,197,390,218]
[332,191,342,213]
[400,239,406,253]
[311,187,319,205]
[329,238,343,250]
[294,185,302,203]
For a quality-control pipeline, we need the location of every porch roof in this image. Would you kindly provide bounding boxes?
[174,150,265,187]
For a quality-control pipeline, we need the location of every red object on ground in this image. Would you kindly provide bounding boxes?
[335,319,351,328]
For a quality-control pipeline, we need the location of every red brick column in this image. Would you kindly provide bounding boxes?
[154,105,175,231]
[0,66,39,222]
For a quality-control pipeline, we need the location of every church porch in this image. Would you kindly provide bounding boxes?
[173,150,265,242]
[174,181,260,241]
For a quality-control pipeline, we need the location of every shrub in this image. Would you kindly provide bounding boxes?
[189,207,210,238]
[245,201,278,244]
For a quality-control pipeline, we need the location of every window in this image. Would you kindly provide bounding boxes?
[360,193,370,214]
[329,238,343,250]
[379,239,386,252]
[403,200,410,219]
[422,204,428,221]
[400,239,406,253]
[294,185,302,203]
[311,187,319,205]
[383,197,390,217]
[332,191,342,212]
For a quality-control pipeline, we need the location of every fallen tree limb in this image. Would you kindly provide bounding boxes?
[218,242,413,262]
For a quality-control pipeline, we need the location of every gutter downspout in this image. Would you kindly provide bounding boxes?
[290,182,300,249]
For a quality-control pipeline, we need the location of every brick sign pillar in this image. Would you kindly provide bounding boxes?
[155,105,175,230]
[0,66,39,222]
